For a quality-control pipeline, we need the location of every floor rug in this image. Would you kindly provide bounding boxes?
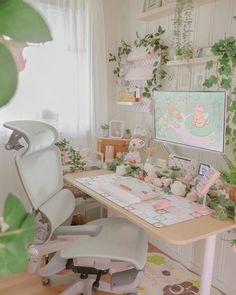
[138,253,222,295]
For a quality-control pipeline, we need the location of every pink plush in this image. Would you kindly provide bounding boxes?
[186,189,198,202]
[152,199,171,210]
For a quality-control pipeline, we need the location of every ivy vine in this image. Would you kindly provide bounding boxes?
[203,17,236,162]
[108,40,131,77]
[135,26,169,97]
[173,0,193,57]
[108,25,169,99]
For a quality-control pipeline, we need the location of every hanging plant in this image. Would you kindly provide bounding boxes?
[109,26,169,99]
[108,40,132,77]
[135,26,169,98]
[203,28,236,162]
[173,0,193,58]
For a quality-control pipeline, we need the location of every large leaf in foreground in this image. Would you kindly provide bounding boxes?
[0,0,52,43]
[0,194,36,276]
[0,44,17,107]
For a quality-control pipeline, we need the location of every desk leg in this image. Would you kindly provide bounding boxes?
[199,234,217,295]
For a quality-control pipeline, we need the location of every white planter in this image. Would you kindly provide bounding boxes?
[101,129,109,137]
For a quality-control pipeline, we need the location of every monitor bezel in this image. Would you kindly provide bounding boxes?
[153,90,227,154]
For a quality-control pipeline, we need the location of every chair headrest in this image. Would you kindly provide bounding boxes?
[4,120,58,156]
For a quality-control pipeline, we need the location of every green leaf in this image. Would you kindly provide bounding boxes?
[3,193,27,231]
[0,44,17,107]
[203,75,218,88]
[0,239,29,276]
[205,60,213,70]
[0,194,36,277]
[220,78,231,90]
[0,0,52,43]
[226,126,232,135]
[233,16,236,21]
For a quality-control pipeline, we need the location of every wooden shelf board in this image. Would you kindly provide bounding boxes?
[137,0,214,21]
[137,2,175,21]
[166,56,218,67]
[116,101,140,106]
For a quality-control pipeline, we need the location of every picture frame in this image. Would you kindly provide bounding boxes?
[198,163,210,177]
[143,0,162,12]
[109,120,124,138]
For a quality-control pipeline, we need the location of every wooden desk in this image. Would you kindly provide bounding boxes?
[64,169,236,295]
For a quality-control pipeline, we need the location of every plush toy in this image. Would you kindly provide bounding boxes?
[124,124,151,165]
[124,137,145,164]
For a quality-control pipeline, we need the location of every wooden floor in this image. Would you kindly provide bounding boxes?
[0,245,158,295]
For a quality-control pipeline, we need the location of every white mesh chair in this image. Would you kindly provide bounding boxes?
[4,120,148,295]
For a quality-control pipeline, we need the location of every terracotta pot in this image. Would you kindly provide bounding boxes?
[229,185,236,202]
[224,182,236,202]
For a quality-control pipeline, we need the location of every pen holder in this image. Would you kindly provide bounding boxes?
[105,145,114,162]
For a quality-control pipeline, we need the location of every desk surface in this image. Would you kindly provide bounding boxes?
[64,169,236,245]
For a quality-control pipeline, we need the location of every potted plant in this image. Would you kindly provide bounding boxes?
[55,138,70,165]
[68,147,86,172]
[173,0,193,60]
[100,123,109,137]
[221,166,236,202]
[123,128,131,139]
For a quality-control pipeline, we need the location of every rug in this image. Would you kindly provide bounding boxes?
[138,253,222,295]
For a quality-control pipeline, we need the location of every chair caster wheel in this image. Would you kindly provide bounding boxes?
[92,282,99,292]
[42,277,50,286]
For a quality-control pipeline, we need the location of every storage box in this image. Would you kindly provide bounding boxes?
[118,91,138,102]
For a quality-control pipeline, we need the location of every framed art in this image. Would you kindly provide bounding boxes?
[143,0,161,12]
[109,120,123,138]
[198,163,210,177]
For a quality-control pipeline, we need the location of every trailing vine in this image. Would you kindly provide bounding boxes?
[203,34,236,162]
[135,26,169,97]
[108,40,131,77]
[109,25,169,99]
[173,0,193,57]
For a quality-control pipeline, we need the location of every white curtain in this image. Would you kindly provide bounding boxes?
[0,0,108,147]
[0,0,108,209]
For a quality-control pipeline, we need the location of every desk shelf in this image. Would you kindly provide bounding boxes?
[137,0,214,21]
[166,56,218,67]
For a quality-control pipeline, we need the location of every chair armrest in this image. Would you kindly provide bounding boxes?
[28,225,102,258]
[54,224,102,238]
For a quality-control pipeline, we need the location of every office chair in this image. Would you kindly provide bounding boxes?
[4,120,148,295]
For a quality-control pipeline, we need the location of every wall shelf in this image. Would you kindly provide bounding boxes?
[166,56,218,67]
[137,0,214,21]
[117,101,139,106]
[117,100,152,112]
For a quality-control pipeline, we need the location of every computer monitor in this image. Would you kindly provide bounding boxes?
[153,91,226,153]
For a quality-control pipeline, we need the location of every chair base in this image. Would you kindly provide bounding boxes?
[46,268,142,295]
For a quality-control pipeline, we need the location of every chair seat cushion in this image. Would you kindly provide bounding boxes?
[60,217,147,270]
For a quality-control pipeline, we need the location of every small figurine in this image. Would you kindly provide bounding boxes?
[124,137,145,164]
[192,105,208,128]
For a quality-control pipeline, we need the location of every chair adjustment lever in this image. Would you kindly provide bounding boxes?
[92,270,102,291]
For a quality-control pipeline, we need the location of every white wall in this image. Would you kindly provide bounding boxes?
[104,0,236,294]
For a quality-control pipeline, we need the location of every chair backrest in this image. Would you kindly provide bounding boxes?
[4,121,76,236]
[15,146,63,210]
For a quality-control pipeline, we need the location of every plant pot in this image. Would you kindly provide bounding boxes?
[174,55,182,60]
[229,184,236,202]
[101,129,109,137]
[224,182,236,202]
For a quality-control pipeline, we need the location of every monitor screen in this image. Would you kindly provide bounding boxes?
[153,91,226,153]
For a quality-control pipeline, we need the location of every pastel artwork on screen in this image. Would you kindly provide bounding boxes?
[154,91,226,152]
